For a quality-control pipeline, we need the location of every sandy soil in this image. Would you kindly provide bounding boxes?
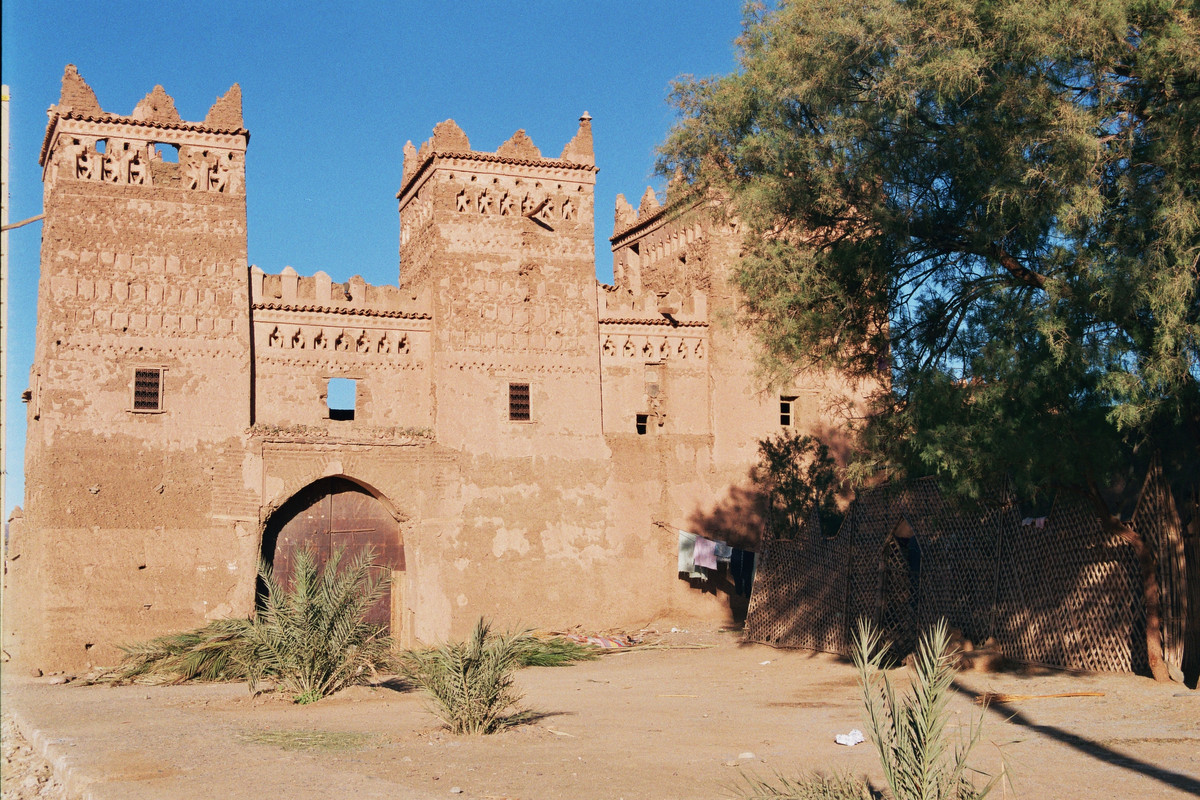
[3,628,1198,799]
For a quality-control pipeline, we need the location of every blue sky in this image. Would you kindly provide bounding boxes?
[0,1,745,516]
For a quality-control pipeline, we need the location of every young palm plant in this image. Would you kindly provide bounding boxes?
[399,618,534,734]
[246,545,394,704]
[852,619,997,800]
[731,770,872,800]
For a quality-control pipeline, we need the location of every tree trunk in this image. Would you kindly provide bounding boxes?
[1122,522,1171,682]
[1088,482,1171,682]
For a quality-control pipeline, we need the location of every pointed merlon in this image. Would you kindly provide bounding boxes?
[497,129,542,160]
[666,167,687,202]
[431,119,470,152]
[637,186,660,218]
[204,84,243,129]
[131,85,182,124]
[403,140,418,180]
[560,111,594,166]
[614,193,637,233]
[57,64,102,116]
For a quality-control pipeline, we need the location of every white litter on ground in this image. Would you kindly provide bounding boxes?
[835,729,865,746]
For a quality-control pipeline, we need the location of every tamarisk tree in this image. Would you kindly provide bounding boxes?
[661,0,1199,679]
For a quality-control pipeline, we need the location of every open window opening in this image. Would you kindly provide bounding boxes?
[509,382,531,421]
[155,142,180,163]
[636,414,649,435]
[780,396,797,426]
[327,377,357,421]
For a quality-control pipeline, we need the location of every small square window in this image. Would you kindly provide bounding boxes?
[780,396,797,427]
[132,368,164,412]
[328,377,356,421]
[509,382,530,421]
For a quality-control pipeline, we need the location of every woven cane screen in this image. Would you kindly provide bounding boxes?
[745,475,1185,675]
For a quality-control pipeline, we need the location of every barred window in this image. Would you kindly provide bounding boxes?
[509,382,530,421]
[133,368,163,412]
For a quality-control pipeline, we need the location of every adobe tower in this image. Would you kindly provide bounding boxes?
[13,66,258,665]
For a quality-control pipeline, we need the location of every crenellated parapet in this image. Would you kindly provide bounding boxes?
[251,266,431,366]
[399,114,596,195]
[40,65,247,194]
[598,284,707,321]
[396,115,598,276]
[597,284,709,364]
[609,189,717,296]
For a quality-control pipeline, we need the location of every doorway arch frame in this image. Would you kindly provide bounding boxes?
[257,473,411,644]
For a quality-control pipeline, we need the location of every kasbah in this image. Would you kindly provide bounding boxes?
[4,66,864,672]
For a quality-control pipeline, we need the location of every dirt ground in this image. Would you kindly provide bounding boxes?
[2,628,1198,800]
[1,715,65,800]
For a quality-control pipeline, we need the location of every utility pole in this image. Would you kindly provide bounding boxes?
[1,84,10,532]
[1,83,9,629]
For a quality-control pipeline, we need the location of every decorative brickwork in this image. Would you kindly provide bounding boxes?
[6,67,864,671]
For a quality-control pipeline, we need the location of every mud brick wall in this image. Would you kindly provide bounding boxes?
[5,70,871,671]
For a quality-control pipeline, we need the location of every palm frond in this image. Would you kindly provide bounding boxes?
[730,770,874,799]
[101,618,254,684]
[102,545,394,704]
[399,618,534,734]
[514,636,601,667]
[852,619,998,800]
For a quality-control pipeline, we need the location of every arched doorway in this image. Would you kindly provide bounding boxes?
[261,477,404,631]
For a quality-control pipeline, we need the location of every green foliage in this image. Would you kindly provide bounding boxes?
[757,430,843,537]
[399,618,535,734]
[853,619,996,800]
[106,547,394,704]
[660,0,1199,507]
[731,771,873,799]
[246,546,393,703]
[110,618,255,684]
[513,636,601,667]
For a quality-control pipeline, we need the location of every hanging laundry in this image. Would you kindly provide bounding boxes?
[731,548,756,597]
[677,530,706,580]
[677,530,697,573]
[693,536,719,570]
[714,541,734,562]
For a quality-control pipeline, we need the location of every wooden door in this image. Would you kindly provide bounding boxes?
[263,477,404,630]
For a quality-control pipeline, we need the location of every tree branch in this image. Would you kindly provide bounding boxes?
[988,244,1047,290]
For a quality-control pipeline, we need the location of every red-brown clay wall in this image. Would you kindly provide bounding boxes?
[6,78,259,670]
[251,268,435,431]
[6,78,867,672]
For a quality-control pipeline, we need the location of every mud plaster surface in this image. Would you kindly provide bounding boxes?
[3,629,1198,800]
